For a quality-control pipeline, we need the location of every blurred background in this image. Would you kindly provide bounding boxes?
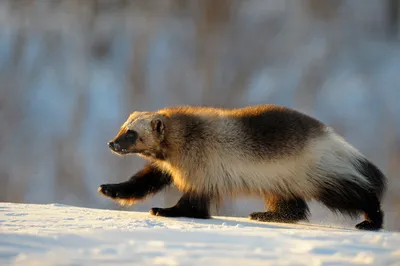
[0,0,399,231]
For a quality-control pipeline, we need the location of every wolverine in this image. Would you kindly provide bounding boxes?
[98,105,387,230]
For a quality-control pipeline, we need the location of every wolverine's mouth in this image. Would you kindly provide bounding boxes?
[118,148,131,154]
[108,141,136,155]
[108,143,148,157]
[109,149,133,156]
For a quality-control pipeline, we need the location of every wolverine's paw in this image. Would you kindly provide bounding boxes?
[149,207,210,219]
[249,211,281,222]
[355,221,381,231]
[98,184,139,206]
[248,211,300,223]
[149,207,174,217]
[98,184,125,198]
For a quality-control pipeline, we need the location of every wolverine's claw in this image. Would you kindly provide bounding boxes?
[355,220,380,231]
[149,207,161,216]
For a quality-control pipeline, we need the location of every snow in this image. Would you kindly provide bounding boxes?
[1,202,400,266]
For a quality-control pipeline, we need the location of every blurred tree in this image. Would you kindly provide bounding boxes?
[388,0,400,37]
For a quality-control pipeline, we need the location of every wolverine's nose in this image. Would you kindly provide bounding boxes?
[108,141,120,151]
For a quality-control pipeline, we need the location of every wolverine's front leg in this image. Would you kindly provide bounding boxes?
[150,192,211,219]
[98,164,172,206]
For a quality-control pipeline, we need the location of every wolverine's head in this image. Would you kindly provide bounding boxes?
[108,111,167,159]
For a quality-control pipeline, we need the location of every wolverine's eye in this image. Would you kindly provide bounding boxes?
[126,130,137,141]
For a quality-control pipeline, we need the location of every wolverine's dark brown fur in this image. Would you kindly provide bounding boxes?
[99,104,387,231]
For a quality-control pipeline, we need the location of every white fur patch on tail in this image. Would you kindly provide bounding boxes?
[310,128,372,190]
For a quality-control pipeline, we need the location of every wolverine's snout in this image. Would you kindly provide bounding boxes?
[108,141,121,152]
[108,129,139,154]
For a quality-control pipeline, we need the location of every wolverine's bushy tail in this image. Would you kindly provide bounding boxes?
[314,131,387,229]
[353,157,387,200]
[322,129,387,200]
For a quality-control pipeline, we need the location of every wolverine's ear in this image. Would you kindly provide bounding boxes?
[151,118,165,136]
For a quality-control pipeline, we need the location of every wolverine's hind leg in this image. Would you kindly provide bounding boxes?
[150,192,211,219]
[98,164,172,206]
[249,194,310,223]
[317,178,384,231]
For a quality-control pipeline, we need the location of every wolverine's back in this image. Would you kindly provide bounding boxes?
[158,104,326,159]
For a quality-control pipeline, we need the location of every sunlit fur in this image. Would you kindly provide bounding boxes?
[102,104,388,230]
[115,105,385,205]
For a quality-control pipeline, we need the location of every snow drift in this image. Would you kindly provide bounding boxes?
[1,202,399,265]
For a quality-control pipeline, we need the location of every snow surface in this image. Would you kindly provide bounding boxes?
[1,202,400,266]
